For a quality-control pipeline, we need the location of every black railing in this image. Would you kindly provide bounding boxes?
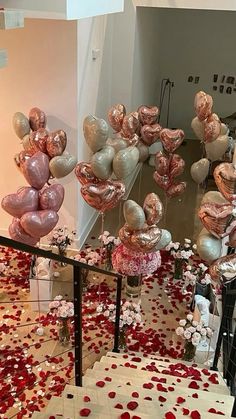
[0,235,122,417]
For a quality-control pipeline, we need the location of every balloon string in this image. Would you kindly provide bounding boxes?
[163,193,168,227]
[118,201,122,236]
[137,165,143,204]
[99,212,105,302]
[36,240,41,325]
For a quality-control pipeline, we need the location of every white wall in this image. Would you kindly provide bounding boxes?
[134,0,236,11]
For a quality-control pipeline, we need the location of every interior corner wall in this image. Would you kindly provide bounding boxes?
[0,19,78,237]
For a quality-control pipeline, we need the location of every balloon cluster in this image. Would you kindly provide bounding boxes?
[191,91,229,184]
[153,129,186,198]
[1,107,77,245]
[119,193,172,253]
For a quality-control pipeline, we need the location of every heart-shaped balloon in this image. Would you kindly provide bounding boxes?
[21,151,50,190]
[29,107,47,131]
[113,146,139,179]
[39,184,64,212]
[166,181,186,198]
[138,105,159,125]
[49,153,77,178]
[14,150,33,171]
[197,228,222,263]
[83,115,108,153]
[143,193,163,225]
[22,134,32,152]
[119,223,162,253]
[106,138,128,153]
[191,117,204,141]
[21,210,59,238]
[155,151,169,175]
[221,123,228,135]
[13,112,30,140]
[229,228,236,248]
[190,158,210,184]
[214,163,236,203]
[107,104,126,132]
[122,134,139,147]
[194,91,213,121]
[153,171,171,191]
[141,124,162,146]
[121,112,140,138]
[9,218,39,245]
[209,254,236,284]
[1,187,39,218]
[81,180,125,212]
[205,134,229,161]
[74,162,99,185]
[159,129,185,153]
[46,130,67,158]
[198,202,235,238]
[201,191,228,206]
[154,229,172,250]
[137,142,149,162]
[169,154,185,179]
[204,113,221,143]
[123,200,146,230]
[91,146,115,180]
[29,128,49,154]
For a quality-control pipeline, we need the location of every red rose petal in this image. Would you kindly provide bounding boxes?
[120,413,131,419]
[83,396,90,402]
[165,413,176,419]
[159,396,166,402]
[108,392,116,399]
[176,396,185,404]
[80,408,91,417]
[182,408,190,415]
[191,411,201,419]
[127,401,138,411]
[115,404,123,409]
[132,392,139,398]
[96,381,105,387]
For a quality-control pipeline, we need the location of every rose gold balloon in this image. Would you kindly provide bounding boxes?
[29,107,47,131]
[74,162,99,185]
[204,113,221,143]
[141,124,162,146]
[155,151,169,176]
[138,105,159,125]
[121,112,140,138]
[169,154,185,179]
[21,210,59,238]
[198,202,235,238]
[21,151,50,190]
[153,171,170,191]
[123,133,139,147]
[214,163,236,203]
[81,180,125,212]
[194,91,213,122]
[39,184,65,212]
[108,104,126,132]
[166,181,186,198]
[9,218,39,246]
[14,150,34,171]
[46,130,67,158]
[229,228,236,248]
[209,254,236,284]
[119,223,162,253]
[159,129,185,153]
[143,193,163,225]
[2,187,39,218]
[29,128,49,153]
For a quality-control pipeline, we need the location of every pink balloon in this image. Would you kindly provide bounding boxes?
[166,182,186,198]
[194,91,213,121]
[121,112,140,138]
[141,124,162,146]
[229,228,236,248]
[169,154,185,179]
[138,105,159,125]
[39,184,64,212]
[21,210,59,238]
[159,129,185,153]
[214,162,236,203]
[108,104,126,132]
[155,152,169,176]
[81,180,125,212]
[21,151,50,190]
[9,218,39,246]
[75,162,99,185]
[29,107,47,131]
[198,202,235,238]
[153,171,171,191]
[204,114,221,143]
[29,128,49,153]
[1,187,39,218]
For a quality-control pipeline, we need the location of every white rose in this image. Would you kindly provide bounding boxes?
[176,326,184,336]
[192,321,198,327]
[184,330,191,340]
[96,305,103,313]
[104,310,110,317]
[188,327,196,334]
[187,314,193,322]
[179,319,186,327]
[126,316,133,325]
[201,328,207,336]
[184,238,191,244]
[186,265,192,271]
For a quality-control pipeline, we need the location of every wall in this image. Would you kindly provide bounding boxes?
[134,0,236,11]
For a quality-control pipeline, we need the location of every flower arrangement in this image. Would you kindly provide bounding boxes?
[48,226,76,256]
[176,313,213,347]
[112,244,161,276]
[166,238,195,260]
[99,231,120,247]
[183,262,211,288]
[97,300,142,329]
[99,231,120,270]
[74,248,101,266]
[49,295,74,318]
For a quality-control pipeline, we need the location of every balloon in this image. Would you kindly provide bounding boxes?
[155,151,169,175]
[9,218,39,246]
[46,130,67,158]
[29,128,49,153]
[220,123,228,135]
[83,115,108,153]
[123,134,139,147]
[29,107,47,131]
[1,187,39,218]
[205,134,229,161]
[107,104,126,132]
[141,124,162,146]
[229,228,236,248]
[159,129,185,153]
[13,112,30,140]
[166,182,186,198]
[81,180,125,212]
[106,138,128,153]
[49,153,77,178]
[123,200,146,230]
[137,142,149,162]
[154,229,172,250]
[198,202,235,238]
[191,117,204,141]
[121,112,140,138]
[21,210,59,238]
[214,162,236,203]
[39,184,64,212]
[201,191,228,206]
[21,151,50,190]
[153,172,170,191]
[22,134,32,152]
[91,146,115,180]
[138,105,159,125]
[204,113,221,143]
[190,158,210,184]
[74,162,99,185]
[169,154,185,179]
[119,223,162,253]
[194,91,213,121]
[197,228,222,263]
[113,146,139,179]
[209,254,236,284]
[143,193,163,225]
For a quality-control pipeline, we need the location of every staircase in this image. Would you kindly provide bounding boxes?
[32,352,234,418]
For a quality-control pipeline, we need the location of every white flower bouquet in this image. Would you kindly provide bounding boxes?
[49,295,74,318]
[176,313,213,347]
[48,226,76,256]
[97,300,142,329]
[166,238,195,261]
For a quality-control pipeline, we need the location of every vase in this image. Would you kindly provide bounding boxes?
[119,327,127,350]
[104,243,114,271]
[58,318,70,345]
[174,258,183,279]
[126,275,142,298]
[182,340,196,361]
[58,245,68,266]
[81,267,89,291]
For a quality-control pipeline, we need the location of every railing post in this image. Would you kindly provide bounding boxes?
[73,265,83,386]
[112,275,122,353]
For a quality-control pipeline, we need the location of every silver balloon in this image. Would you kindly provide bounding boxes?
[91,146,115,180]
[201,191,228,206]
[154,229,172,250]
[197,228,222,263]
[190,158,210,184]
[123,200,145,230]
